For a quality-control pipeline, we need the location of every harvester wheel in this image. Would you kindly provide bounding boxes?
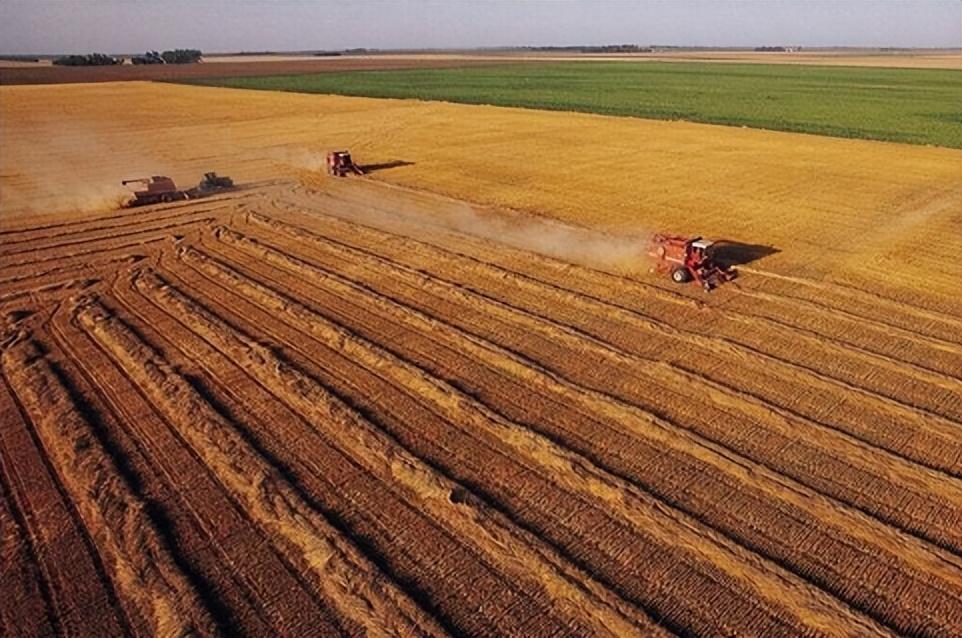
[160,193,173,203]
[671,268,691,283]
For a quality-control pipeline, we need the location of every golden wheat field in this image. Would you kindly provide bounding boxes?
[2,81,962,636]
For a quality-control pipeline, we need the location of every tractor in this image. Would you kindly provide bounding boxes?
[326,150,364,177]
[647,234,736,291]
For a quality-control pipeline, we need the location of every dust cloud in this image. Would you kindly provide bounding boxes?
[426,203,650,273]
[267,147,329,172]
[324,187,651,273]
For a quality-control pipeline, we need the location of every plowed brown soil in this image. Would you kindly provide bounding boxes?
[2,82,961,636]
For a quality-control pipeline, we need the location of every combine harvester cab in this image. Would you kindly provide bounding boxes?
[647,234,736,291]
[326,150,365,177]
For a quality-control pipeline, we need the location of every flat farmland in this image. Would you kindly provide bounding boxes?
[2,81,962,636]
[190,61,962,148]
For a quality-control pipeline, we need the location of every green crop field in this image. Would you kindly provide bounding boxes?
[185,61,962,148]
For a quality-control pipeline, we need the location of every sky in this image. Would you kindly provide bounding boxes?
[1,0,959,55]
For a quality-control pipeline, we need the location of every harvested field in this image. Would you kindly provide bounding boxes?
[2,81,962,635]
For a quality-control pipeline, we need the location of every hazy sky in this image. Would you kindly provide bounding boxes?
[1,1,959,54]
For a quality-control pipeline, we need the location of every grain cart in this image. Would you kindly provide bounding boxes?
[326,150,364,177]
[647,234,736,291]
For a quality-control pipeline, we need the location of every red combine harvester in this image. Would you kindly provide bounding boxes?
[647,234,736,291]
[121,176,186,206]
[326,150,364,177]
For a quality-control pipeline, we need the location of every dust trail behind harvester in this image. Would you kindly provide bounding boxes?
[302,179,652,274]
[432,202,650,273]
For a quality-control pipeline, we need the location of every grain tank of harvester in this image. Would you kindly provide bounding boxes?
[647,234,736,291]
[326,150,364,177]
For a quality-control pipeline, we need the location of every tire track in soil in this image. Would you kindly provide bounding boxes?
[259,207,962,426]
[49,304,336,637]
[0,253,146,287]
[152,249,892,637]
[0,380,58,638]
[0,204,230,254]
[0,191,249,238]
[2,334,217,636]
[0,215,218,267]
[738,266,962,343]
[276,185,962,350]
[233,217,962,555]
[119,265,669,638]
[0,240,163,285]
[191,230,962,637]
[257,206,962,456]
[0,219,215,270]
[75,296,452,638]
[0,347,129,637]
[144,261,681,638]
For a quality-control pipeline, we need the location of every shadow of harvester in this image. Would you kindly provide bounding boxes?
[711,240,780,268]
[360,160,415,173]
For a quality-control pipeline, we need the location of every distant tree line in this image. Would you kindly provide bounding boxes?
[52,49,203,66]
[753,46,802,52]
[132,49,203,64]
[53,53,122,66]
[522,45,654,53]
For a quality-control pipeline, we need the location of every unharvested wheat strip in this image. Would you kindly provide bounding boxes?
[160,254,892,638]
[1,335,217,637]
[135,267,673,638]
[235,220,962,482]
[74,301,449,638]
[225,224,962,552]
[186,240,962,635]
